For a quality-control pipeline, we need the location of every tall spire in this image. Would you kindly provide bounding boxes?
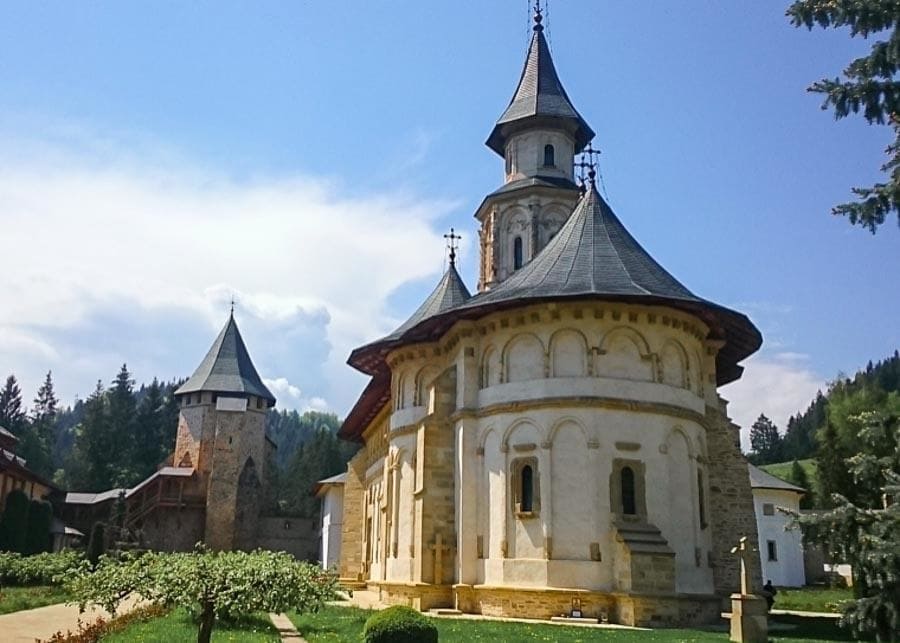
[486,3,594,156]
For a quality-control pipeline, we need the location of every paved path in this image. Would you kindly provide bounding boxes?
[771,607,841,619]
[0,596,142,642]
[269,612,307,642]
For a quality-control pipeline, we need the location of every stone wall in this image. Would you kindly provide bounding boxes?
[339,450,367,581]
[141,507,205,552]
[375,582,453,612]
[706,397,763,595]
[256,516,317,560]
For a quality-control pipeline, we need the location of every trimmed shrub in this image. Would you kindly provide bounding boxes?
[25,499,53,555]
[0,489,30,553]
[87,522,105,567]
[0,550,88,586]
[362,605,438,643]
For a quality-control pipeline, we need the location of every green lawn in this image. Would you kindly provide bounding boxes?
[102,608,280,642]
[289,605,852,642]
[775,586,853,614]
[0,585,72,614]
[759,459,817,487]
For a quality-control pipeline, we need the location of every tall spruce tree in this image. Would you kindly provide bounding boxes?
[817,420,855,508]
[789,459,814,509]
[749,414,783,463]
[20,371,59,478]
[788,0,900,232]
[134,379,165,478]
[70,381,114,491]
[0,374,26,435]
[107,364,138,486]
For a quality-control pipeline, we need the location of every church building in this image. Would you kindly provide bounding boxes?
[335,6,764,626]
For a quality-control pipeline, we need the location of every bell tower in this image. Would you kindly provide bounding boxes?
[477,1,595,291]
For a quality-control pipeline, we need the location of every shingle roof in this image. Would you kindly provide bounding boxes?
[372,264,472,345]
[748,464,806,493]
[347,183,760,387]
[175,314,276,405]
[486,17,594,156]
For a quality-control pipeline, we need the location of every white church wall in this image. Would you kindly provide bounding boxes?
[505,129,575,182]
[320,486,343,570]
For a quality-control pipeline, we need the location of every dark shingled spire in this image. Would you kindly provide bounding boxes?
[379,264,472,343]
[176,314,276,406]
[486,9,594,156]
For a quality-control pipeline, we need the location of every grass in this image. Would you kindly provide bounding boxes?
[0,584,72,614]
[101,607,281,642]
[289,605,853,642]
[775,585,853,614]
[759,459,817,487]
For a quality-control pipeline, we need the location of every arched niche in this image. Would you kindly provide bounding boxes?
[414,365,440,407]
[596,327,653,382]
[503,333,545,383]
[549,329,588,378]
[660,339,689,389]
[480,346,501,389]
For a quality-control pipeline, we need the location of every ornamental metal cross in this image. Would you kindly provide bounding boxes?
[444,228,461,268]
[730,536,754,595]
[576,142,601,187]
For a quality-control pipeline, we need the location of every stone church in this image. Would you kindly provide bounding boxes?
[65,313,316,557]
[334,6,763,626]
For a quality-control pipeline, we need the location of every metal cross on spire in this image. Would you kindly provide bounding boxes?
[532,0,544,31]
[576,141,601,189]
[230,295,236,317]
[444,228,461,268]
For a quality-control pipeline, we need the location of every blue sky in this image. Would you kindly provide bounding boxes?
[0,1,897,442]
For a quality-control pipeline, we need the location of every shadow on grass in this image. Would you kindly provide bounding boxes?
[771,614,854,642]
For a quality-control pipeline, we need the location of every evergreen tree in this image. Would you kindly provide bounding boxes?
[0,489,30,553]
[69,381,114,491]
[134,379,165,478]
[749,414,783,463]
[0,374,26,435]
[789,459,814,509]
[817,420,854,508]
[19,371,58,478]
[107,364,138,486]
[24,498,53,554]
[788,0,900,232]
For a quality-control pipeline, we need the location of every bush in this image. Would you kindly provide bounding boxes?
[0,550,88,586]
[362,605,438,643]
[0,489,30,553]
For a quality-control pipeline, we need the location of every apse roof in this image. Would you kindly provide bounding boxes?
[175,314,276,405]
[486,14,594,156]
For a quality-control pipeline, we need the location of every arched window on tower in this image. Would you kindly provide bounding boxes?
[543,144,555,167]
[621,466,636,515]
[521,464,534,512]
[513,236,524,270]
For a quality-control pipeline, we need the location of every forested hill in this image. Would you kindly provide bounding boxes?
[748,350,900,466]
[0,366,355,519]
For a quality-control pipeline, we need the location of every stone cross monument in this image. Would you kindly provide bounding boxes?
[728,536,768,643]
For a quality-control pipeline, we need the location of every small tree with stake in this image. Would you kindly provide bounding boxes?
[69,545,338,643]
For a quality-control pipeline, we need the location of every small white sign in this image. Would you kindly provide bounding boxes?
[216,396,248,412]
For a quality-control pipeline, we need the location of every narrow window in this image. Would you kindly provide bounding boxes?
[521,465,534,512]
[621,466,636,515]
[513,236,523,270]
[698,470,707,528]
[543,144,555,167]
[767,540,778,561]
[505,151,512,175]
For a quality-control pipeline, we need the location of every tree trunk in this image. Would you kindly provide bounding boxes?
[197,601,215,643]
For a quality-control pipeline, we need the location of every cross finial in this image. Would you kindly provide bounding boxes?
[575,141,601,189]
[532,0,544,31]
[444,228,461,268]
[230,296,236,317]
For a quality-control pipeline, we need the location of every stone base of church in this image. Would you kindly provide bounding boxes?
[368,581,722,627]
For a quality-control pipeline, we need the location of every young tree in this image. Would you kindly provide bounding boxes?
[71,547,338,643]
[787,0,900,232]
[795,410,899,641]
[0,375,26,435]
[749,414,783,463]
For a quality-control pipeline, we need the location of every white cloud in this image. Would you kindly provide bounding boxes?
[263,377,302,400]
[0,127,456,413]
[720,352,825,451]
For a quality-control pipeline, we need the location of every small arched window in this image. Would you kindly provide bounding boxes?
[621,466,636,515]
[521,465,534,512]
[543,144,555,167]
[513,236,524,270]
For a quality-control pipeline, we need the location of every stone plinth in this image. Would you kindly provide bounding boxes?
[729,594,768,643]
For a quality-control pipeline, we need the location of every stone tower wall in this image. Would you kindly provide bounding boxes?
[706,397,763,595]
[173,395,218,475]
[204,396,267,551]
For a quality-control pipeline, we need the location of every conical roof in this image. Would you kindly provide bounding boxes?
[175,314,276,405]
[486,16,594,156]
[349,264,471,360]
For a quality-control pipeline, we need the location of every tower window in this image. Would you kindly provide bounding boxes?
[511,457,540,515]
[543,144,555,167]
[621,466,636,515]
[513,236,524,270]
[767,540,778,561]
[698,470,707,529]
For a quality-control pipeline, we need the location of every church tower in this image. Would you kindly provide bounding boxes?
[173,312,276,551]
[477,4,594,291]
